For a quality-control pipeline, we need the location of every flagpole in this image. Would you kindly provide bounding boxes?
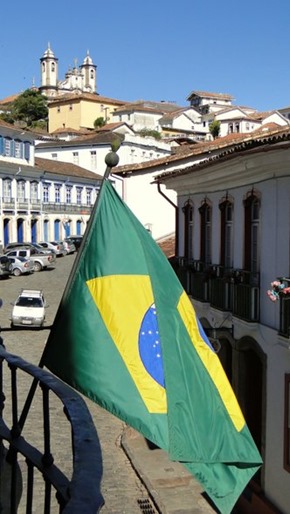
[18,143,121,430]
[53,145,121,307]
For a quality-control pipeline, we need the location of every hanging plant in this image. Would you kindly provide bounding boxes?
[267,280,290,302]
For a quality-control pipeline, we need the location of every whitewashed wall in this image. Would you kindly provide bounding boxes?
[35,135,171,175]
[161,146,290,514]
[122,170,176,240]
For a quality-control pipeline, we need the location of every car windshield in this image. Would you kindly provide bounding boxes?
[16,297,43,307]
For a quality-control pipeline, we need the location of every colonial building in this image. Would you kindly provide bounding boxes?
[187,90,235,114]
[0,120,102,248]
[153,126,290,514]
[35,129,171,170]
[48,92,127,133]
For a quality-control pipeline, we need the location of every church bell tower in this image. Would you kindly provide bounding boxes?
[80,51,97,93]
[39,43,59,97]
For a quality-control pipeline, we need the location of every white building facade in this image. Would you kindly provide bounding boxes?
[154,126,290,514]
[35,131,172,210]
[35,132,171,174]
[0,121,102,248]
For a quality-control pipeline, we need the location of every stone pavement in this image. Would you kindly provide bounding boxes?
[122,427,217,514]
[0,254,217,513]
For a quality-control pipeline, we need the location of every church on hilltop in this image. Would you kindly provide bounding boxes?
[39,43,97,98]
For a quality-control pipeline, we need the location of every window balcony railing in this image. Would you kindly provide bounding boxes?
[42,202,93,215]
[2,199,15,210]
[209,266,234,311]
[0,342,102,513]
[170,260,260,322]
[1,198,93,216]
[30,199,42,210]
[17,199,29,210]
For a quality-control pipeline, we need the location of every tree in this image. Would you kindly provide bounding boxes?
[11,89,48,127]
[209,120,221,139]
[94,117,106,129]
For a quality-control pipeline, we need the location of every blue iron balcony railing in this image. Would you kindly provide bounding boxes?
[0,341,103,513]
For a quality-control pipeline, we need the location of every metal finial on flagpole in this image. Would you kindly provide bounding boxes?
[103,137,122,179]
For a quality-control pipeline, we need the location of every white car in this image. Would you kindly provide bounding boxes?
[11,289,48,328]
[8,256,34,276]
[39,241,66,257]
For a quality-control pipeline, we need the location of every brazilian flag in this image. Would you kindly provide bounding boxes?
[43,179,262,514]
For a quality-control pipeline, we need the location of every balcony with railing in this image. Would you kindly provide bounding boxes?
[42,202,93,215]
[170,259,260,322]
[0,341,103,513]
[1,197,93,216]
[231,269,260,322]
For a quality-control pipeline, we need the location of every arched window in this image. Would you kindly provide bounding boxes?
[43,219,49,241]
[244,191,260,272]
[182,200,194,260]
[54,219,61,240]
[219,197,233,269]
[76,220,82,235]
[199,199,212,264]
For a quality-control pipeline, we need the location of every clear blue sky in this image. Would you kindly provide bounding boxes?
[1,0,290,111]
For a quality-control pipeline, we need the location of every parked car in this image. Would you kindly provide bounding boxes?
[39,241,66,257]
[4,241,40,252]
[8,256,34,276]
[4,242,56,261]
[4,242,24,251]
[0,255,12,279]
[5,248,55,271]
[10,289,48,328]
[63,239,76,255]
[65,235,83,251]
[30,242,56,259]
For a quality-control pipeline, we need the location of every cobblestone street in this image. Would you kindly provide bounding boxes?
[0,254,157,513]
